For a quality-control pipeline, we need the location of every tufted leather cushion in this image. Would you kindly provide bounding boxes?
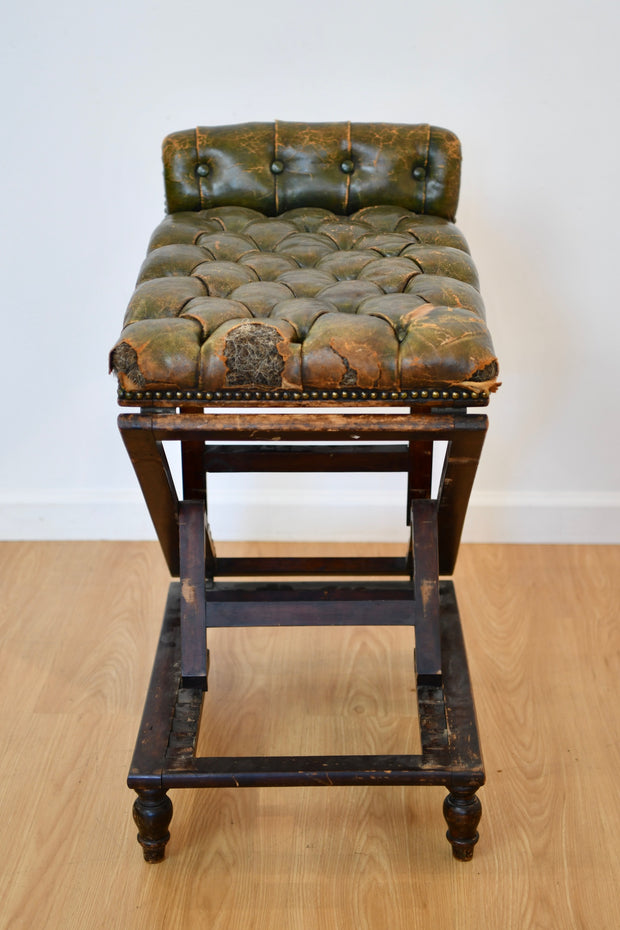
[110,123,499,406]
[162,122,462,220]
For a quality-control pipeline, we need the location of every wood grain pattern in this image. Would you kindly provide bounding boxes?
[197,621,421,758]
[0,542,619,928]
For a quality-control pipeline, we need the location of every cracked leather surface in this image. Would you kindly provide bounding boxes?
[111,123,499,402]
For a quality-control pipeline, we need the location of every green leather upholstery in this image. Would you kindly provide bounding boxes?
[163,122,462,220]
[111,122,499,406]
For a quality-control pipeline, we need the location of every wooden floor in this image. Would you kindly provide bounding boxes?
[0,542,618,929]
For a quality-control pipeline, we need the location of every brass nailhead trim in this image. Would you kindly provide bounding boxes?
[118,387,482,404]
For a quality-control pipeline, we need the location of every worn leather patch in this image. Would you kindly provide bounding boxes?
[224,322,285,387]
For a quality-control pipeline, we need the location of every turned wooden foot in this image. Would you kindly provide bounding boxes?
[133,788,173,863]
[443,788,482,861]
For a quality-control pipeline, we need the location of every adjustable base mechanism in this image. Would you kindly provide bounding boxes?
[128,579,484,863]
[122,409,487,861]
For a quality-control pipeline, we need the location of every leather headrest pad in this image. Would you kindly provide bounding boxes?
[163,121,461,221]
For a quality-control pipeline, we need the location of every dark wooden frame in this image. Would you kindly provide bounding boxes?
[121,408,487,862]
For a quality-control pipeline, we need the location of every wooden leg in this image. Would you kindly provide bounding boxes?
[179,500,209,689]
[119,422,181,576]
[406,438,433,524]
[443,787,482,861]
[132,788,173,863]
[181,438,206,501]
[412,498,441,684]
[437,423,487,575]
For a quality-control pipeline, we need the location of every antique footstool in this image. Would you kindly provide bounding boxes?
[110,121,499,863]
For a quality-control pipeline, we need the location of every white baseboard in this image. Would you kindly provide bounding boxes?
[462,491,620,544]
[1,488,618,543]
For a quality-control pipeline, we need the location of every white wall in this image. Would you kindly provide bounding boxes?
[1,0,618,543]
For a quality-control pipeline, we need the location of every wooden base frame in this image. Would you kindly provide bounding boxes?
[121,408,487,862]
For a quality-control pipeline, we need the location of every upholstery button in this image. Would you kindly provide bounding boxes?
[270,160,284,174]
[340,159,355,174]
[196,163,210,177]
[412,166,426,180]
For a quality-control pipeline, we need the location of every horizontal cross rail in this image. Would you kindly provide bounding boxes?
[212,556,410,576]
[206,581,413,602]
[204,443,410,472]
[120,412,487,444]
[205,580,416,627]
[163,754,467,789]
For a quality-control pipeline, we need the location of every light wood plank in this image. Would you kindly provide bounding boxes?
[0,542,618,929]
